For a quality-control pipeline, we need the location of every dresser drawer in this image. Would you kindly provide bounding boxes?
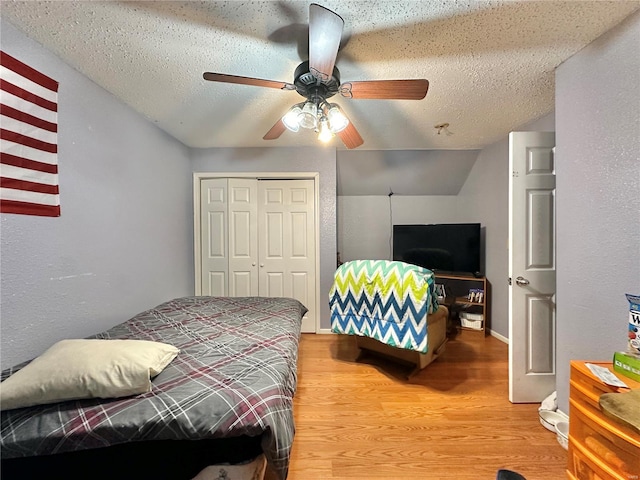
[570,440,619,480]
[569,399,640,479]
[571,363,620,398]
[570,379,604,414]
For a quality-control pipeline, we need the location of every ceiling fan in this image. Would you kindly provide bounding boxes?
[203,3,429,149]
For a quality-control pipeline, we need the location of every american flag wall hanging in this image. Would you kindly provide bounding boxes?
[0,51,60,217]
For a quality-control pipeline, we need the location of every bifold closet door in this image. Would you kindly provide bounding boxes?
[258,179,316,332]
[200,178,228,296]
[227,179,258,296]
[200,178,259,297]
[199,177,317,332]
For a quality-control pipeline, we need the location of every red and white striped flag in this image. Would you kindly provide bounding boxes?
[1,51,59,217]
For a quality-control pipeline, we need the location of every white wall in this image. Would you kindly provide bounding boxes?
[0,19,194,367]
[189,147,337,331]
[337,195,459,262]
[336,150,480,196]
[555,11,640,413]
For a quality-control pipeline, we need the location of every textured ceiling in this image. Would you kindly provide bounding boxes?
[2,0,639,151]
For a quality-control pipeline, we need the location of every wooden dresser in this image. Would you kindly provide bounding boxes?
[567,361,640,480]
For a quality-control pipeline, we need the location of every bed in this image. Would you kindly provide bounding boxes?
[0,296,306,480]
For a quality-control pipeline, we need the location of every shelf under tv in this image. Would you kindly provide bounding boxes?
[434,273,488,334]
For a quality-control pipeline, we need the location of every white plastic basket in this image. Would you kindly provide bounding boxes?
[461,316,483,330]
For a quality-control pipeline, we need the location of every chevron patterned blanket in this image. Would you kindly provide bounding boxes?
[329,260,439,354]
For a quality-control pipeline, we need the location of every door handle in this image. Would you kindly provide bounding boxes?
[515,276,530,286]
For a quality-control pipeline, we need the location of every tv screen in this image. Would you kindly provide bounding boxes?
[393,223,481,275]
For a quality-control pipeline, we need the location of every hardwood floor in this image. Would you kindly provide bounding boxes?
[275,330,567,480]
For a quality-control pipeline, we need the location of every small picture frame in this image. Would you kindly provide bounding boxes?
[468,288,484,303]
[435,284,446,300]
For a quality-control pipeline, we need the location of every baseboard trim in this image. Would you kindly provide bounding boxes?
[317,327,509,342]
[489,329,508,344]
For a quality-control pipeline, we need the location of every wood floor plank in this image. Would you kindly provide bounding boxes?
[269,331,567,480]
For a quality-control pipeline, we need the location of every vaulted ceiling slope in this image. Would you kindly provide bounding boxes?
[336,150,480,196]
[2,1,639,150]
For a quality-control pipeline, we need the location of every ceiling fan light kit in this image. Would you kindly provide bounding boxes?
[202,3,429,149]
[282,100,349,143]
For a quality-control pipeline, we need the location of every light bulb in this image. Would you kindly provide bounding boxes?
[297,102,318,129]
[327,104,348,133]
[282,106,301,132]
[317,117,333,142]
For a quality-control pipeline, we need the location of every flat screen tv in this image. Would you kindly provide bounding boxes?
[393,223,482,275]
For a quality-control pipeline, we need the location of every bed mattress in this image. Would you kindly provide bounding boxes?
[1,296,307,480]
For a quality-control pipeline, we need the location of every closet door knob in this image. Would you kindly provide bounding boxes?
[260,263,264,268]
[515,276,530,286]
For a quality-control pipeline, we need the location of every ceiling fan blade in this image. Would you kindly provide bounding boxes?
[337,118,364,150]
[340,79,429,100]
[263,118,287,140]
[308,4,344,82]
[203,72,295,91]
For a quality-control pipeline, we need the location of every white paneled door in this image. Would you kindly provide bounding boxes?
[228,179,258,297]
[258,180,316,332]
[508,132,556,403]
[198,176,317,333]
[200,178,229,296]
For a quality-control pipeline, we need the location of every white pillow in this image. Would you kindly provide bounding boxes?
[0,339,179,410]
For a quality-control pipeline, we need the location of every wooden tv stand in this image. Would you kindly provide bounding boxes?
[434,273,488,334]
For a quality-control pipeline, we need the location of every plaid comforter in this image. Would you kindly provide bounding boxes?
[1,296,306,480]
